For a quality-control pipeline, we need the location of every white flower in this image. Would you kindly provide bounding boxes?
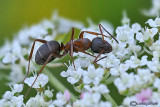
[110,67,120,76]
[114,72,134,92]
[150,92,160,104]
[119,63,129,72]
[53,90,70,106]
[131,23,142,33]
[3,91,14,100]
[98,101,112,107]
[114,45,129,58]
[153,50,160,59]
[123,96,137,106]
[136,28,158,42]
[83,65,104,85]
[97,54,120,68]
[9,64,25,84]
[137,68,154,84]
[132,69,154,91]
[146,17,160,28]
[83,92,101,106]
[73,56,93,68]
[116,25,135,47]
[0,40,11,57]
[1,89,24,107]
[44,90,53,98]
[149,39,160,51]
[11,84,23,93]
[147,58,160,72]
[121,11,130,25]
[128,42,141,53]
[26,93,52,107]
[125,55,148,68]
[10,95,24,107]
[84,84,109,94]
[61,67,84,84]
[1,40,24,64]
[110,63,129,76]
[75,92,102,107]
[2,52,17,64]
[24,73,49,88]
[154,78,160,90]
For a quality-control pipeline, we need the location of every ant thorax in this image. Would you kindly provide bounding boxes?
[73,38,91,51]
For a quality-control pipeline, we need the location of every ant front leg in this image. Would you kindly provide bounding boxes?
[94,55,108,63]
[23,39,47,85]
[93,50,104,63]
[24,53,54,98]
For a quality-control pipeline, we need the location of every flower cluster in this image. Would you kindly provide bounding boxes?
[0,9,160,107]
[60,12,160,106]
[0,12,83,84]
[0,84,24,107]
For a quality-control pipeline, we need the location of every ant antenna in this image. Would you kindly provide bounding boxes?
[99,24,119,43]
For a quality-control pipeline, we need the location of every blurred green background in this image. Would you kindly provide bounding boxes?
[0,0,152,104]
[0,0,151,45]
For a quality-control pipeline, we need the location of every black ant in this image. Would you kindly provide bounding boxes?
[23,24,119,98]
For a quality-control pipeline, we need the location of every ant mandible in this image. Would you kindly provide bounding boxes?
[23,24,119,98]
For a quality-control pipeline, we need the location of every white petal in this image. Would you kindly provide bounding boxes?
[61,71,69,77]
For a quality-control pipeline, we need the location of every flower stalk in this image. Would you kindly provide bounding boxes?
[44,68,77,101]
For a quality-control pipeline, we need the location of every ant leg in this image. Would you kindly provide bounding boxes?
[23,39,47,85]
[70,28,76,69]
[99,24,119,43]
[74,46,96,58]
[79,31,102,38]
[93,50,104,63]
[24,53,54,98]
[94,55,107,63]
[79,31,110,39]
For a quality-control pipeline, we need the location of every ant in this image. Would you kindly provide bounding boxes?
[23,24,119,98]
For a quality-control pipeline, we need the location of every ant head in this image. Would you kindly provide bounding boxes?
[91,37,112,54]
[102,41,112,53]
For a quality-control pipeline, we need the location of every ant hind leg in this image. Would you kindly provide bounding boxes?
[24,53,54,98]
[23,39,47,85]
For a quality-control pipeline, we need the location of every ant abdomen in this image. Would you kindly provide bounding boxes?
[35,40,60,65]
[91,37,112,54]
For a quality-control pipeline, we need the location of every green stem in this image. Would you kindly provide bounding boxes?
[105,76,116,85]
[44,69,77,101]
[103,93,118,107]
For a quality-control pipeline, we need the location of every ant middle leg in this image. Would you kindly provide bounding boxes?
[74,46,96,58]
[70,28,76,69]
[23,39,47,85]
